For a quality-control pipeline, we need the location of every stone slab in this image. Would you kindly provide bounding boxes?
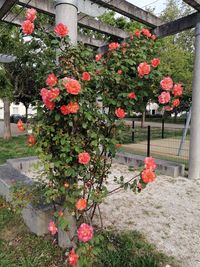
[7,156,39,172]
[115,152,185,178]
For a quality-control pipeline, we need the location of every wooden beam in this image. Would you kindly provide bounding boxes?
[18,0,129,39]
[153,11,200,37]
[2,14,104,48]
[183,0,200,11]
[0,0,17,19]
[89,0,162,27]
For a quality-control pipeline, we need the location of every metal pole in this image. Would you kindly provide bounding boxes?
[189,22,200,179]
[147,126,151,157]
[178,106,191,156]
[132,120,135,142]
[161,117,165,139]
[54,0,78,45]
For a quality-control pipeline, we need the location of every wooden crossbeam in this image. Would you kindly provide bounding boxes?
[153,11,200,37]
[183,0,200,11]
[89,0,163,27]
[0,0,17,19]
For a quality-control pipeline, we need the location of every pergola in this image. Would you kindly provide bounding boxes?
[0,0,200,179]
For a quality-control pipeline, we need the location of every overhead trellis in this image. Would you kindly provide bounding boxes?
[1,0,200,179]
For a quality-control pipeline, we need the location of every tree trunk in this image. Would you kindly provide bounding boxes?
[141,111,145,128]
[3,97,12,140]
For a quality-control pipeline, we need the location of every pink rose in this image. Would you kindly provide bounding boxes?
[78,152,91,165]
[158,92,171,104]
[77,223,93,242]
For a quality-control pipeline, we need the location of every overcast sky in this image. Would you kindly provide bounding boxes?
[126,0,166,15]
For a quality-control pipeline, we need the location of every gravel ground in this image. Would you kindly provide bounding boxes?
[23,163,200,267]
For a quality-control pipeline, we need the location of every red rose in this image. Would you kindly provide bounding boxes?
[46,73,57,87]
[95,54,102,61]
[141,169,156,183]
[64,78,81,95]
[76,198,87,211]
[172,99,180,108]
[28,134,36,146]
[134,29,141,37]
[172,84,183,96]
[68,249,79,267]
[117,70,122,75]
[151,34,156,40]
[45,100,55,110]
[60,105,69,115]
[158,92,171,104]
[67,102,80,114]
[25,8,37,22]
[144,157,156,171]
[78,152,91,165]
[160,77,173,91]
[108,42,120,50]
[141,28,151,37]
[82,72,91,81]
[54,23,69,37]
[137,62,151,77]
[115,108,125,119]
[21,20,34,35]
[17,119,25,132]
[151,58,160,68]
[49,88,60,100]
[128,92,136,99]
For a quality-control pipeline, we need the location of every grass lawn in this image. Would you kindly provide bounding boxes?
[0,135,37,165]
[0,197,180,267]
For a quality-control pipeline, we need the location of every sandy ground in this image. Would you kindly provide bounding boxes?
[23,163,200,267]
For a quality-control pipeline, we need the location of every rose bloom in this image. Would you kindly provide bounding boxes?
[95,54,102,61]
[151,34,156,40]
[17,119,25,132]
[67,102,80,114]
[46,73,57,87]
[60,105,69,115]
[82,72,91,81]
[45,100,55,110]
[142,28,151,37]
[128,92,136,99]
[58,210,64,217]
[158,92,171,104]
[151,58,160,68]
[49,88,60,99]
[40,88,48,98]
[68,249,79,267]
[77,223,93,242]
[76,198,87,211]
[54,23,69,37]
[141,169,156,183]
[108,42,120,50]
[172,84,183,96]
[78,152,91,165]
[172,98,180,108]
[160,77,173,91]
[25,8,37,22]
[144,157,156,171]
[27,134,36,146]
[21,20,34,35]
[138,62,151,77]
[117,70,123,75]
[48,221,57,235]
[134,29,141,37]
[115,108,125,119]
[164,106,173,112]
[65,78,81,95]
[115,143,122,148]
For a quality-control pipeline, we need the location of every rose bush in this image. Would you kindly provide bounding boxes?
[17,8,184,267]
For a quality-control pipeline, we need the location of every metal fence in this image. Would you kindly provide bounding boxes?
[120,121,190,168]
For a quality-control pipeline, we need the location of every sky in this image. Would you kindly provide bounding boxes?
[127,0,167,15]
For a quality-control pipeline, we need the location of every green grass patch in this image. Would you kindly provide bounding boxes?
[0,197,180,267]
[0,135,37,165]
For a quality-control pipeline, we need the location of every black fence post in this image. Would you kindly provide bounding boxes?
[147,125,151,157]
[162,118,165,139]
[132,120,135,142]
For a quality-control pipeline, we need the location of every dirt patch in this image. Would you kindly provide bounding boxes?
[99,163,200,267]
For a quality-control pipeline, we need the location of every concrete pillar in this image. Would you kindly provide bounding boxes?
[188,22,200,179]
[54,0,78,45]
